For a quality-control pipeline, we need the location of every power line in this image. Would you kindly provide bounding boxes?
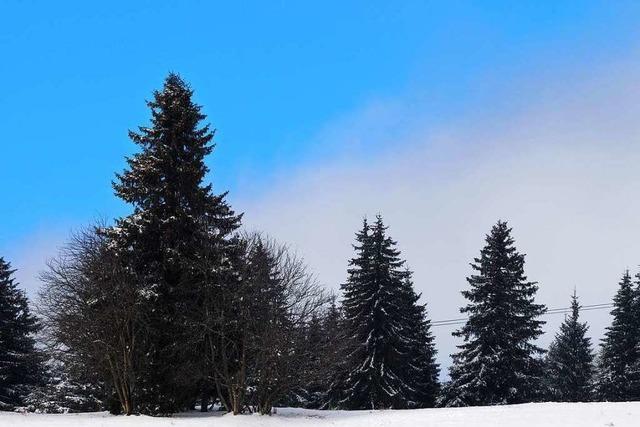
[546,303,611,314]
[430,302,614,327]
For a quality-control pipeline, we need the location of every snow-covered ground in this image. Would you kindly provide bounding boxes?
[1,402,639,427]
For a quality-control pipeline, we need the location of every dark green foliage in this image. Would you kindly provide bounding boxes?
[338,216,439,409]
[109,73,241,414]
[401,278,440,408]
[596,271,640,401]
[545,291,594,402]
[0,258,42,410]
[445,221,546,407]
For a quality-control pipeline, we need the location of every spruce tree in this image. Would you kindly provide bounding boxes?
[545,291,594,402]
[445,221,546,407]
[110,73,241,413]
[597,270,640,401]
[400,278,439,408]
[339,215,438,409]
[0,258,42,410]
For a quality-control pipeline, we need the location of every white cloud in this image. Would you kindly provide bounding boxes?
[235,60,640,376]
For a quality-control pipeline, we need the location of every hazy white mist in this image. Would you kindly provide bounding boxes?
[238,59,640,375]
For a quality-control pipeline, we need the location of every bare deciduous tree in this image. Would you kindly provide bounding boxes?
[200,233,327,415]
[38,225,141,415]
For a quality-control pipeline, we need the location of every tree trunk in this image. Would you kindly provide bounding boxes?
[200,393,208,412]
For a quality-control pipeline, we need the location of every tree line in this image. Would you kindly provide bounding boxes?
[1,74,640,414]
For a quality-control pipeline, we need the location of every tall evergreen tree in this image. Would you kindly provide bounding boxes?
[400,277,440,408]
[545,291,594,402]
[0,258,42,410]
[444,221,546,407]
[109,73,241,413]
[339,216,438,409]
[597,270,640,401]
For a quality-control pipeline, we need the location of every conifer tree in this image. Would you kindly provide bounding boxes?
[401,278,440,407]
[545,291,594,402]
[110,73,241,413]
[0,258,42,410]
[445,221,546,407]
[339,216,438,409]
[597,271,640,401]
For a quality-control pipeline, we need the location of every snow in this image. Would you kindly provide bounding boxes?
[2,402,639,427]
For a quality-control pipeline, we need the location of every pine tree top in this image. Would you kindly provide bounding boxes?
[109,73,242,254]
[456,220,545,341]
[552,290,591,348]
[370,215,409,277]
[0,257,38,336]
[601,270,637,353]
[113,73,223,216]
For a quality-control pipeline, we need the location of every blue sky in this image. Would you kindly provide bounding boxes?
[4,1,640,372]
[2,1,639,242]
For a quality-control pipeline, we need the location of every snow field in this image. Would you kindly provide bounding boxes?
[1,402,639,427]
